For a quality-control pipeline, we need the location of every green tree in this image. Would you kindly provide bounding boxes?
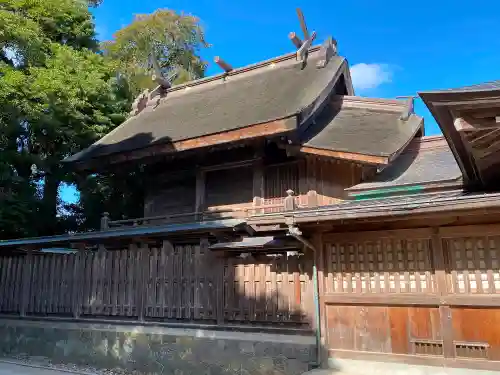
[0,0,130,238]
[69,9,209,231]
[102,9,209,95]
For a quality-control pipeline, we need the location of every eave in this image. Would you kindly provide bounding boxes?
[247,190,500,227]
[69,117,297,172]
[298,146,390,165]
[419,88,500,188]
[0,219,251,250]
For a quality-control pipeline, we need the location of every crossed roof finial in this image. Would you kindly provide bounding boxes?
[290,8,317,63]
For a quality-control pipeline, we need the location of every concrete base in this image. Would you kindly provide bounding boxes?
[307,358,500,375]
[0,319,316,375]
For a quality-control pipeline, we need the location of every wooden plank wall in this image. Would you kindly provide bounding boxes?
[263,157,363,211]
[142,156,364,218]
[0,243,313,328]
[144,175,196,217]
[322,226,500,367]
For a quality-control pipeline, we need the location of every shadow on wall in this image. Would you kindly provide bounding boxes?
[0,122,335,374]
[0,240,332,375]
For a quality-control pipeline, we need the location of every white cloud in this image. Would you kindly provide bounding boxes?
[350,63,393,91]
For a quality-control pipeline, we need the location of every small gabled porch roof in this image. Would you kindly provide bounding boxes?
[419,80,500,188]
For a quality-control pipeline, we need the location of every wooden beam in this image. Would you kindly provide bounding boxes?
[396,96,416,121]
[454,115,500,132]
[85,117,297,168]
[299,146,389,165]
[296,8,310,40]
[433,96,500,110]
[322,293,440,306]
[289,32,303,48]
[214,56,233,73]
[316,36,337,69]
[195,170,205,215]
[296,31,316,62]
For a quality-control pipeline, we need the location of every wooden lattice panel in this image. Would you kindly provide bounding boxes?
[445,236,500,294]
[411,339,444,356]
[325,238,435,294]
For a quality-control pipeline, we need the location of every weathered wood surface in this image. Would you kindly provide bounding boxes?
[140,156,362,220]
[0,243,312,327]
[323,226,500,365]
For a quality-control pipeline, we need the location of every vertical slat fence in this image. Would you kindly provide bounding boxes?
[0,242,312,328]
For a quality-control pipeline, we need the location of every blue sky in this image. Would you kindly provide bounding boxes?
[61,0,500,204]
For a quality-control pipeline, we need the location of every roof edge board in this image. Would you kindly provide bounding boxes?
[68,116,298,170]
[386,115,424,164]
[0,219,249,249]
[299,145,389,165]
[418,93,482,185]
[297,59,349,131]
[346,178,463,194]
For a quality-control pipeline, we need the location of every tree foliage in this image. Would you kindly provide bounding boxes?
[102,9,209,94]
[0,1,209,238]
[0,0,129,238]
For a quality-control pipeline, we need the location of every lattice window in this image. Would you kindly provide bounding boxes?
[326,238,434,294]
[446,236,500,294]
[411,339,444,356]
[455,342,489,359]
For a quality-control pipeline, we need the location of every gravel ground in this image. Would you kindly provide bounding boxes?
[0,355,129,375]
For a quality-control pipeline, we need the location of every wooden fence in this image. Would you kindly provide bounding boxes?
[0,241,314,328]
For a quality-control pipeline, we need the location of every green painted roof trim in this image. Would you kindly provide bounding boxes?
[351,185,425,200]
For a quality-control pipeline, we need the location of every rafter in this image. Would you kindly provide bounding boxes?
[453,115,500,132]
[469,128,500,149]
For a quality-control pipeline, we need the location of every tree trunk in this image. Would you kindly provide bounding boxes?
[41,172,60,236]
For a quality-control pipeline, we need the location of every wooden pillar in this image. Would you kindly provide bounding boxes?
[307,190,318,208]
[252,161,264,215]
[137,241,149,322]
[312,233,328,368]
[72,244,86,319]
[100,212,110,230]
[20,248,33,317]
[209,237,225,325]
[195,170,206,220]
[432,228,454,359]
[284,189,297,211]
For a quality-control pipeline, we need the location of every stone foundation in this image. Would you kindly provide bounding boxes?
[0,319,316,375]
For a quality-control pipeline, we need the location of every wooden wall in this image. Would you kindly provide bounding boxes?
[320,225,500,368]
[143,155,364,218]
[263,158,362,207]
[0,243,314,328]
[144,174,196,217]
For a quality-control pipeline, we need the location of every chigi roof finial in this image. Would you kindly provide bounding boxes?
[214,56,233,73]
[290,8,317,63]
[150,48,175,89]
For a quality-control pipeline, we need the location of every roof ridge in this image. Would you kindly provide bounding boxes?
[404,135,449,152]
[336,95,407,113]
[166,45,323,94]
